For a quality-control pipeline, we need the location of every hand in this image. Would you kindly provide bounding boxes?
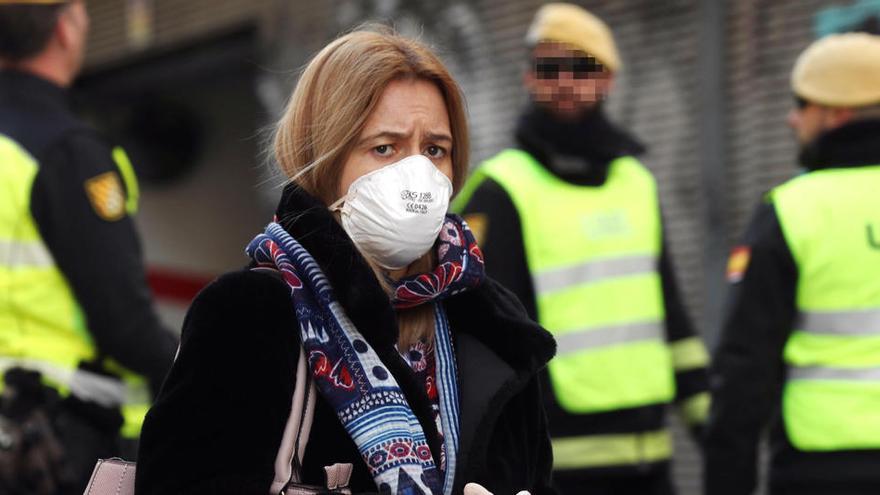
[463,482,530,495]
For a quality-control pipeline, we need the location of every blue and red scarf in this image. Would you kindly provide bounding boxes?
[246,215,484,495]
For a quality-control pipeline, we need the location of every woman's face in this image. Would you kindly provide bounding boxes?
[337,78,454,199]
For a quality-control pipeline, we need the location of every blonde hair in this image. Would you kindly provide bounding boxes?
[273,26,470,348]
[274,26,469,203]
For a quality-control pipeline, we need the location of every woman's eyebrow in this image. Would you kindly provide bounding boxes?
[357,130,453,145]
[424,131,453,144]
[357,130,410,145]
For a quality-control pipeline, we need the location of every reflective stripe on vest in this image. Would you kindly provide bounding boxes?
[796,308,880,336]
[551,430,672,469]
[534,254,656,294]
[0,239,54,268]
[0,134,149,438]
[462,149,674,415]
[789,366,880,381]
[773,165,880,451]
[0,357,128,407]
[554,320,663,356]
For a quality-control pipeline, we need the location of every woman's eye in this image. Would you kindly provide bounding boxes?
[374,144,393,156]
[425,145,446,158]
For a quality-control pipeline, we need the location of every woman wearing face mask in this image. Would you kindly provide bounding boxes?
[134,27,556,495]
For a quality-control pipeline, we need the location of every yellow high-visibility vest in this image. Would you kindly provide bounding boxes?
[454,149,684,469]
[772,165,880,451]
[456,149,674,412]
[0,133,148,438]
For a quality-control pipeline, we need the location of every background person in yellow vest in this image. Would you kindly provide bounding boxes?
[704,32,880,495]
[0,0,177,492]
[453,4,710,494]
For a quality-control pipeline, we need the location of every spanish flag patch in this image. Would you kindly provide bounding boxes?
[84,171,126,221]
[726,246,751,284]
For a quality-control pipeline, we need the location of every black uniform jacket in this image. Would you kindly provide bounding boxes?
[705,119,880,495]
[0,70,176,396]
[460,105,709,478]
[135,185,558,494]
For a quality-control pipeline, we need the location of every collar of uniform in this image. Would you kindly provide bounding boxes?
[514,103,645,186]
[799,118,880,170]
[0,69,70,113]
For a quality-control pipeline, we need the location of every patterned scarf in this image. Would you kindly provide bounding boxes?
[246,215,484,495]
[391,215,485,309]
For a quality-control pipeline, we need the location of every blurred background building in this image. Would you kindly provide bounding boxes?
[73,1,880,493]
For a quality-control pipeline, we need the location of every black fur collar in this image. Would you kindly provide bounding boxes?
[799,119,880,170]
[273,184,555,375]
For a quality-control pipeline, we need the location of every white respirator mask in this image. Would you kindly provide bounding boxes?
[329,154,453,270]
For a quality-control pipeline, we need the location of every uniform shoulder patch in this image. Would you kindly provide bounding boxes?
[462,213,488,247]
[726,245,751,284]
[84,171,126,221]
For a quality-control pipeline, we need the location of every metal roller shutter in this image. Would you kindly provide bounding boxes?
[85,0,269,66]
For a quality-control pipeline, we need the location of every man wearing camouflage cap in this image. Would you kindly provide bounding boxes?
[0,1,176,492]
[454,3,709,494]
[706,32,880,495]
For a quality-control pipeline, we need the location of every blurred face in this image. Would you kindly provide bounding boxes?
[787,98,854,145]
[338,78,454,199]
[58,0,90,77]
[524,42,614,120]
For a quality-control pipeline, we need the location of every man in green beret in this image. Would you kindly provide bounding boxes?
[454,3,710,494]
[706,32,880,495]
[0,1,176,492]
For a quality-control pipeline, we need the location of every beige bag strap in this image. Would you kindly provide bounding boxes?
[258,267,350,495]
[82,458,136,495]
[270,345,318,494]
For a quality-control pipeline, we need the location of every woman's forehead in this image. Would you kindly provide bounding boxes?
[362,79,451,134]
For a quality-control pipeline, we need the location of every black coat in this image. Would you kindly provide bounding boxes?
[135,185,557,495]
